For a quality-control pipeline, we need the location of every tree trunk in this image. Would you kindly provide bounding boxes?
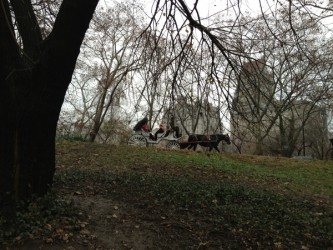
[89,88,108,142]
[0,0,99,202]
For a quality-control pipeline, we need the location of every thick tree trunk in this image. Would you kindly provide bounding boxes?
[0,0,99,202]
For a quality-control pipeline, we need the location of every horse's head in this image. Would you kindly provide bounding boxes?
[217,134,231,144]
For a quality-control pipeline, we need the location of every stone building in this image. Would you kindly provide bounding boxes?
[231,59,276,155]
[231,59,329,158]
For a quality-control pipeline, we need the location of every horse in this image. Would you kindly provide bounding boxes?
[184,134,231,152]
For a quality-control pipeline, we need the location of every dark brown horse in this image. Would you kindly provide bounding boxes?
[181,134,231,152]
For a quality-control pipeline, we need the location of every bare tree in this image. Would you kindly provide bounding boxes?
[3,0,333,205]
[62,1,145,142]
[0,0,98,202]
[143,0,333,157]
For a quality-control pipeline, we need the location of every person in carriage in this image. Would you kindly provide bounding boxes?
[133,117,150,132]
[151,123,165,140]
[133,115,181,140]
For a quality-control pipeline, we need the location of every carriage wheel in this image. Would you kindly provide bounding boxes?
[128,134,147,147]
[325,148,333,160]
[166,141,180,150]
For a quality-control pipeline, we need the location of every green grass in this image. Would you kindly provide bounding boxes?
[55,141,333,199]
[4,140,329,249]
[86,144,332,196]
[55,144,333,244]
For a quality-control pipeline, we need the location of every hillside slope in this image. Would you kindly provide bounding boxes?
[2,141,333,249]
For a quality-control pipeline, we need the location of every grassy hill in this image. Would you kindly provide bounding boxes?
[2,140,333,249]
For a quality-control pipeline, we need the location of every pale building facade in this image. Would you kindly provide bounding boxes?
[231,60,329,158]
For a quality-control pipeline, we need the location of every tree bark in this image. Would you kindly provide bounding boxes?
[0,0,99,202]
[89,88,108,142]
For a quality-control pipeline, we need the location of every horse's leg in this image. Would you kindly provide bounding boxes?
[193,143,197,151]
[213,143,220,152]
[205,143,213,151]
[199,142,207,151]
